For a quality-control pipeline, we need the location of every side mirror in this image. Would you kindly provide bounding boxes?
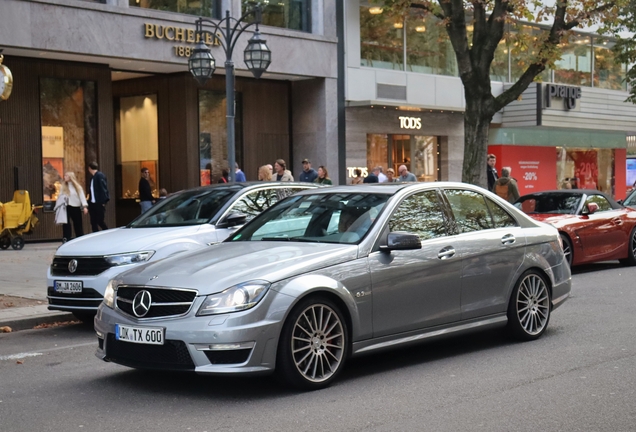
[217,212,247,228]
[583,202,599,215]
[380,232,422,252]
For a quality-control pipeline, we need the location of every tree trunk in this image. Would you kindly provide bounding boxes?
[462,97,495,189]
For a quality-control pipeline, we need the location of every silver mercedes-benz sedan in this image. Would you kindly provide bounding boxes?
[95,182,571,390]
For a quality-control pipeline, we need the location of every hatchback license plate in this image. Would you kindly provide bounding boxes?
[54,281,83,293]
[115,324,164,345]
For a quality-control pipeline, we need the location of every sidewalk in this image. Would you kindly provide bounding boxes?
[0,242,74,331]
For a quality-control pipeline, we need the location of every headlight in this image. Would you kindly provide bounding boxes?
[103,280,116,309]
[104,251,154,266]
[197,281,270,316]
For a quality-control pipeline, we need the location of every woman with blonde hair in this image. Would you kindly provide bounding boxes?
[55,172,88,242]
[258,165,272,181]
[314,166,333,185]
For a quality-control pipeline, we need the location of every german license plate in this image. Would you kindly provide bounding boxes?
[54,281,83,293]
[115,324,164,345]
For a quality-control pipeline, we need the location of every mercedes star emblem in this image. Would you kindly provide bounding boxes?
[68,259,78,274]
[132,290,152,318]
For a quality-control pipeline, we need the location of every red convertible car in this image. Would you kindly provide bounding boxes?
[515,190,636,267]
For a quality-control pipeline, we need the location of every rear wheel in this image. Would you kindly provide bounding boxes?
[507,270,551,341]
[619,227,636,266]
[11,237,24,250]
[0,237,10,250]
[276,296,348,390]
[560,234,572,267]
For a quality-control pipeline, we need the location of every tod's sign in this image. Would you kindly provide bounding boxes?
[545,84,582,110]
[399,116,422,130]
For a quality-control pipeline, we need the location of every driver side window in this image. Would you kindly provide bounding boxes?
[388,190,448,241]
[585,194,612,212]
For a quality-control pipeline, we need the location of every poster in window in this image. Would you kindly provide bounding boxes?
[42,126,64,201]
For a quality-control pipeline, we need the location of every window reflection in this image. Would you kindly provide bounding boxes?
[242,0,311,32]
[594,39,627,90]
[405,14,457,77]
[360,5,404,70]
[445,189,493,233]
[556,147,614,195]
[554,34,592,86]
[130,0,221,18]
[389,191,447,240]
[486,198,518,228]
[584,194,612,212]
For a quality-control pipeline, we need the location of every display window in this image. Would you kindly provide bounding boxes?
[556,147,614,195]
[40,78,97,203]
[366,133,440,182]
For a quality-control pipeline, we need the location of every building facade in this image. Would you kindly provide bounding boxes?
[0,0,339,239]
[345,1,636,198]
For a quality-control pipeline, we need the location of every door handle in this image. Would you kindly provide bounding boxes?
[501,234,516,245]
[438,247,456,260]
[612,218,623,226]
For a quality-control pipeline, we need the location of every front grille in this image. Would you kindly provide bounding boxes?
[204,349,252,365]
[116,286,197,319]
[48,287,103,308]
[51,257,113,276]
[105,334,194,371]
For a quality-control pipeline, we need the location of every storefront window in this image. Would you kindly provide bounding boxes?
[360,5,404,70]
[198,90,243,185]
[554,34,592,86]
[40,78,97,203]
[556,147,614,195]
[116,95,160,199]
[405,14,457,77]
[242,0,311,32]
[366,134,388,174]
[130,0,221,18]
[594,39,627,91]
[367,134,440,182]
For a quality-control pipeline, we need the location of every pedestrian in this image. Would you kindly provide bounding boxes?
[314,166,333,185]
[386,168,396,183]
[267,164,273,178]
[139,167,154,214]
[87,161,109,232]
[56,172,88,242]
[397,165,417,182]
[218,168,230,183]
[299,158,318,183]
[561,178,572,189]
[363,168,379,183]
[374,167,388,183]
[258,165,272,181]
[351,168,363,185]
[155,188,168,203]
[273,159,294,181]
[487,154,498,191]
[492,167,520,203]
[234,162,246,182]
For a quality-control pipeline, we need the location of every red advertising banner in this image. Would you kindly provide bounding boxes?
[488,145,557,194]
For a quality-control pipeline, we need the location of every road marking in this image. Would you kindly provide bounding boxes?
[0,341,95,361]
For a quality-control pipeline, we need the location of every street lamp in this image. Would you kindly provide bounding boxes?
[188,6,271,182]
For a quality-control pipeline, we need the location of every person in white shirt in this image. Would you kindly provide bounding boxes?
[374,166,388,183]
[57,172,88,242]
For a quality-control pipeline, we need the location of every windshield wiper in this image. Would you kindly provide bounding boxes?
[261,236,291,241]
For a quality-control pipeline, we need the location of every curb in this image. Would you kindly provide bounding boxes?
[0,311,76,332]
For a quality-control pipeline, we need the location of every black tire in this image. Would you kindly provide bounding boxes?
[619,227,636,266]
[507,270,551,341]
[73,312,96,325]
[11,237,24,250]
[560,233,572,267]
[276,296,349,390]
[0,237,10,250]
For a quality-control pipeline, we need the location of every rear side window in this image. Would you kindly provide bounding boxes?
[486,198,518,228]
[585,194,612,212]
[444,189,493,233]
[388,190,448,240]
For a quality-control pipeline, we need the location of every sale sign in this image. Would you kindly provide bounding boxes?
[488,145,557,193]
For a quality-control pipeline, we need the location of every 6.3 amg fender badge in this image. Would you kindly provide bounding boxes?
[132,290,152,318]
[68,259,78,274]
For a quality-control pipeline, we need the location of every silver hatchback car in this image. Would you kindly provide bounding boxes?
[95,183,571,389]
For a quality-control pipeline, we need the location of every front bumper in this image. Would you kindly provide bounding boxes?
[94,290,294,375]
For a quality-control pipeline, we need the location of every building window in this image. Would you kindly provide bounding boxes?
[360,5,404,70]
[130,0,221,19]
[116,95,160,199]
[594,39,627,91]
[198,90,243,185]
[367,134,441,182]
[405,14,457,76]
[40,78,97,203]
[242,0,311,32]
[554,34,592,86]
[556,147,614,195]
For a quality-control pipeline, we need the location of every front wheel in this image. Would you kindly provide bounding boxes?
[560,234,572,267]
[507,270,551,341]
[276,296,349,390]
[619,227,636,266]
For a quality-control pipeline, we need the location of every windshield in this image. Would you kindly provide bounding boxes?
[514,193,582,215]
[624,190,636,207]
[228,192,391,244]
[128,188,238,227]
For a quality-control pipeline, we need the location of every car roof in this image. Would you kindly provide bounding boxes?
[291,182,489,195]
[168,181,323,196]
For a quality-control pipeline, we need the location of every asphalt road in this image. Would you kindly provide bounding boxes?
[1,263,635,432]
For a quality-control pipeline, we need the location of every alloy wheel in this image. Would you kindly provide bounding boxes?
[290,304,345,383]
[516,274,550,336]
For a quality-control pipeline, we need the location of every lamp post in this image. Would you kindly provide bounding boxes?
[188,6,272,182]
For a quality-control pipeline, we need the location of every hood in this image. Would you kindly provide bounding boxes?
[116,241,358,295]
[55,226,203,256]
[525,213,578,226]
[496,177,511,185]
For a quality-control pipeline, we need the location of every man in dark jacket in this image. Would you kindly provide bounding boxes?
[299,159,318,183]
[139,168,154,214]
[87,161,109,232]
[487,154,498,191]
[363,169,379,183]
